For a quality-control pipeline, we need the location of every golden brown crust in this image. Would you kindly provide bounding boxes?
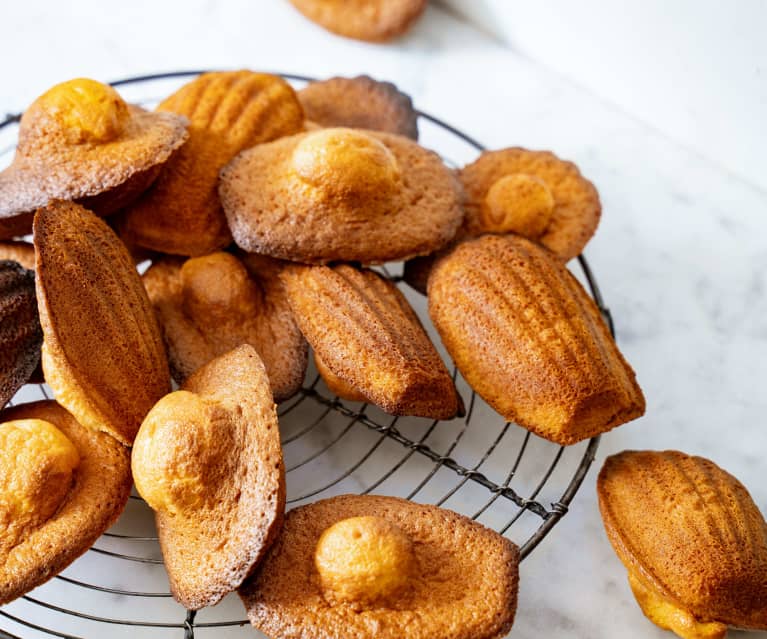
[77,160,166,217]
[313,352,368,402]
[240,494,519,639]
[598,450,767,630]
[1,166,164,242]
[0,82,188,226]
[0,261,42,407]
[299,75,418,139]
[459,148,601,261]
[281,263,462,419]
[119,71,305,256]
[0,241,35,270]
[289,0,427,42]
[0,400,132,604]
[142,252,307,401]
[136,345,286,610]
[428,234,644,444]
[220,128,463,264]
[34,201,170,445]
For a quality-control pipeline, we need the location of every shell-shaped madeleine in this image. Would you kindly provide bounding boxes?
[458,148,601,262]
[428,234,644,444]
[34,201,170,445]
[240,494,518,639]
[0,400,131,604]
[142,252,307,402]
[299,75,418,139]
[598,450,767,630]
[289,0,427,42]
[280,264,462,419]
[0,261,42,407]
[0,78,189,236]
[119,71,304,257]
[132,345,285,610]
[219,127,463,265]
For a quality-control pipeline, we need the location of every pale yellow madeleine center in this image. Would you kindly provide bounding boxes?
[0,419,80,550]
[132,391,235,516]
[628,572,727,639]
[292,128,401,201]
[34,77,130,144]
[482,173,555,238]
[315,515,415,608]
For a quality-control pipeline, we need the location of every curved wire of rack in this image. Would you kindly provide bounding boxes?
[0,71,608,639]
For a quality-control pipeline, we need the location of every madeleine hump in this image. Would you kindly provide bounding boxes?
[219,127,463,265]
[132,345,286,610]
[458,147,601,262]
[0,400,131,604]
[143,251,307,402]
[0,78,188,239]
[240,494,518,639]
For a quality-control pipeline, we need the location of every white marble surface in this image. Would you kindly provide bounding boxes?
[1,2,766,638]
[441,0,767,192]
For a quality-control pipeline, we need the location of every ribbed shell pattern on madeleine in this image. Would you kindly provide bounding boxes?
[34,201,170,445]
[598,450,767,633]
[428,234,644,444]
[299,75,419,139]
[281,263,463,420]
[0,400,132,605]
[119,71,305,256]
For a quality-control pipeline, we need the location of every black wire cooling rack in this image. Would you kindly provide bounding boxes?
[0,71,610,639]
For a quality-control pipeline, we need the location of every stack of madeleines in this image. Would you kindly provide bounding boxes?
[0,71,764,639]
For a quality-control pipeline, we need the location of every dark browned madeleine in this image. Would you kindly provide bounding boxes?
[598,450,767,635]
[34,201,170,445]
[428,234,644,444]
[119,71,304,257]
[299,75,418,139]
[0,261,42,407]
[281,263,462,419]
[403,252,436,295]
